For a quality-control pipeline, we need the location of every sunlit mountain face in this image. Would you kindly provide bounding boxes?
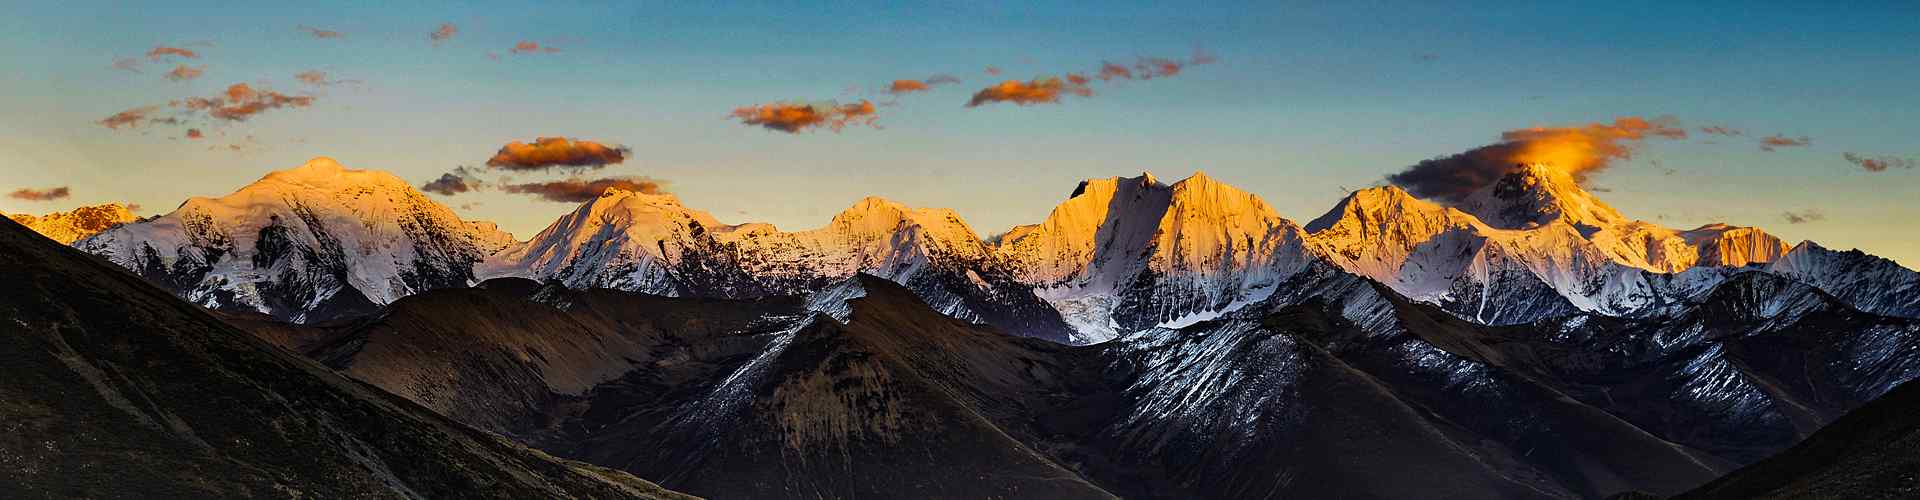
[5,2,1919,499]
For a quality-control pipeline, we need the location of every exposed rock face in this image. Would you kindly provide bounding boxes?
[0,216,689,500]
[5,203,137,244]
[995,172,1315,342]
[76,157,514,323]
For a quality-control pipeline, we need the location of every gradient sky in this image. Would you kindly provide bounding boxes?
[2,1,1916,266]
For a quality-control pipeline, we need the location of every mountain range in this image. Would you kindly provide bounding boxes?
[57,157,1919,343]
[8,156,1920,498]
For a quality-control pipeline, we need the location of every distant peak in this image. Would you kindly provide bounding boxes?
[296,156,346,173]
[1459,162,1625,230]
[1139,171,1160,185]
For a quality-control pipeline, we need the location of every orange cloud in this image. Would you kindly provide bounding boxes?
[298,25,343,39]
[888,80,930,94]
[1388,116,1688,201]
[180,83,315,121]
[1098,52,1218,81]
[8,186,70,202]
[146,46,198,60]
[99,106,159,129]
[430,23,458,45]
[730,100,879,133]
[185,128,203,139]
[501,176,667,203]
[486,137,629,170]
[511,41,561,54]
[1759,134,1811,152]
[1843,152,1916,173]
[965,77,1093,107]
[164,64,204,82]
[886,74,961,95]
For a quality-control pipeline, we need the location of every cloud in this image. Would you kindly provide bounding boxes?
[298,25,343,39]
[293,70,357,87]
[486,137,630,170]
[164,64,205,82]
[1782,209,1825,224]
[730,100,879,133]
[179,83,315,121]
[1386,116,1688,201]
[1759,134,1811,152]
[985,66,1002,76]
[886,74,962,95]
[420,166,486,195]
[113,57,142,73]
[1097,52,1218,81]
[511,41,561,54]
[1697,125,1743,136]
[1843,152,1916,173]
[99,106,160,129]
[430,23,458,45]
[500,176,666,203]
[8,186,70,202]
[146,46,198,60]
[185,128,203,139]
[965,76,1094,107]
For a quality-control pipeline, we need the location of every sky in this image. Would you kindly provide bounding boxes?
[1,1,1916,266]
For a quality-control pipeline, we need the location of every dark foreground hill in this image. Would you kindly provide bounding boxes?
[1675,378,1920,499]
[0,218,693,499]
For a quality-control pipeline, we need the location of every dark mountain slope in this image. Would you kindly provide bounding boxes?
[1677,379,1920,499]
[0,218,691,499]
[544,276,1117,499]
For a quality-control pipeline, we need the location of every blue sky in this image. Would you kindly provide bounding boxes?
[2,1,1916,265]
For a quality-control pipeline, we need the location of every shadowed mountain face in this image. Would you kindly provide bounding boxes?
[0,218,691,500]
[1675,379,1920,499]
[240,259,1920,499]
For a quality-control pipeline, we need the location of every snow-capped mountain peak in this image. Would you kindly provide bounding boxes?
[76,157,515,323]
[6,203,138,244]
[1459,162,1628,232]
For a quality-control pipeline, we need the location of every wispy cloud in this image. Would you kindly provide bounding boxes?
[7,186,70,202]
[886,74,961,95]
[510,41,561,54]
[1782,209,1825,224]
[500,176,667,203]
[112,57,142,73]
[1759,134,1811,152]
[185,128,203,139]
[145,46,198,60]
[1843,152,1916,173]
[179,83,315,121]
[298,25,343,39]
[966,76,1094,107]
[430,23,458,46]
[1697,125,1744,136]
[163,64,205,82]
[486,137,630,170]
[730,100,879,133]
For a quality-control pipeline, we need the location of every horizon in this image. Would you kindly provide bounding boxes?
[2,1,1916,266]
